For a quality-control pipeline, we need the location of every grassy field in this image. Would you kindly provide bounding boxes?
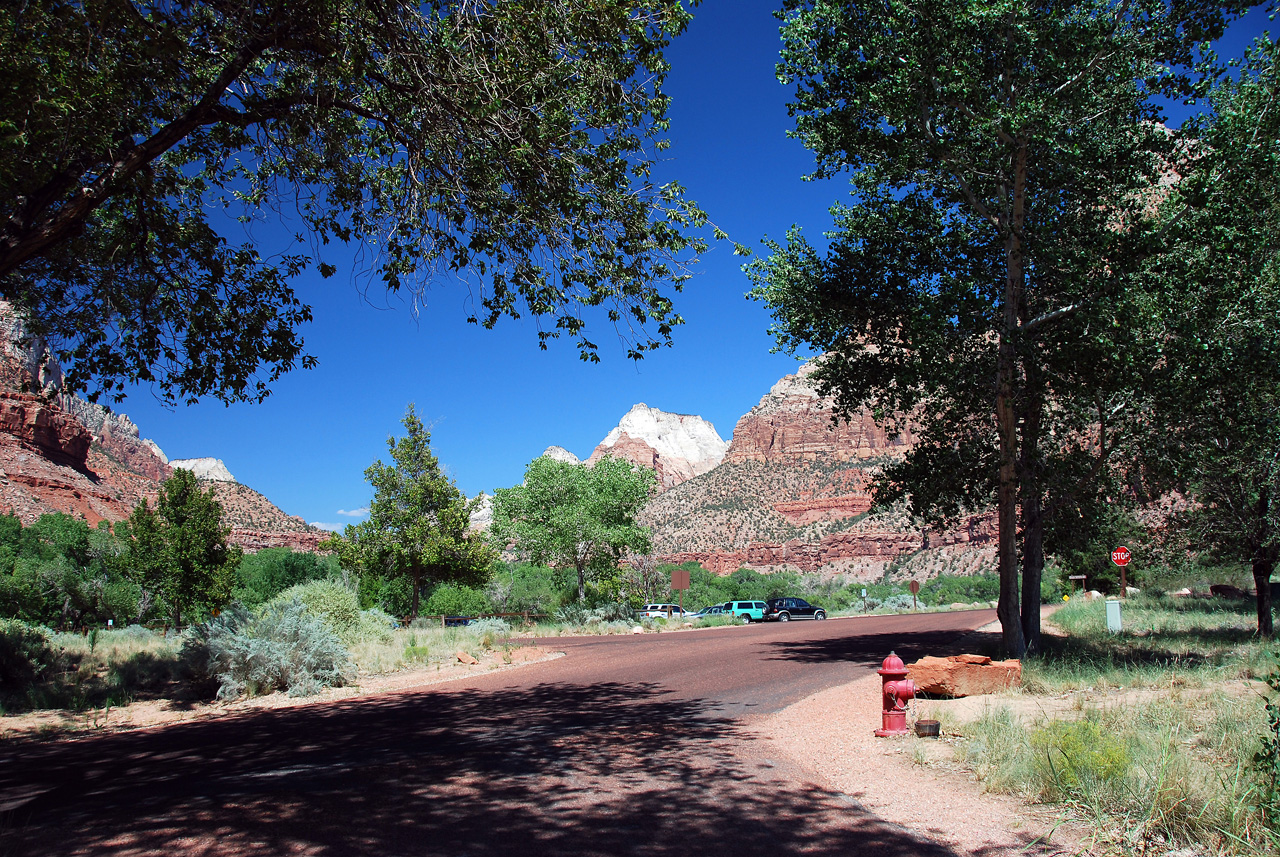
[943,595,1278,856]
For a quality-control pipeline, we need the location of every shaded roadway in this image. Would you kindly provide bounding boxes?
[1,609,995,857]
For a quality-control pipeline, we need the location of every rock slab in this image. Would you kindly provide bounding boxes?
[907,654,1022,698]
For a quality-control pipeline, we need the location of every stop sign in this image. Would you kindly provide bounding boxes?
[1111,546,1132,567]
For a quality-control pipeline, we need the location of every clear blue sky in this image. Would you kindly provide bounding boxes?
[108,1,1274,532]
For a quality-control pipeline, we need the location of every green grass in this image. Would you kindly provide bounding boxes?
[1024,595,1272,692]
[948,595,1279,855]
[2,627,183,713]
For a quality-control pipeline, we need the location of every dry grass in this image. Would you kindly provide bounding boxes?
[942,596,1279,855]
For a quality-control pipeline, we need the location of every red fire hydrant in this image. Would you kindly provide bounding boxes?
[874,651,915,737]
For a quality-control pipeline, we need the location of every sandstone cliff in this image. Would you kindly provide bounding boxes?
[643,362,995,580]
[585,403,728,490]
[0,303,326,552]
[725,362,915,464]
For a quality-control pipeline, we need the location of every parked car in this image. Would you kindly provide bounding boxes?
[690,605,724,618]
[722,600,768,623]
[763,597,827,622]
[638,603,693,619]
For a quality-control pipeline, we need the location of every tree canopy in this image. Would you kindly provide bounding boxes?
[127,468,241,628]
[325,405,493,618]
[1142,36,1280,636]
[749,0,1253,655]
[0,0,708,404]
[491,454,655,602]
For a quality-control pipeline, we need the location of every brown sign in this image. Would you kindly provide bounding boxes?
[671,569,690,591]
[908,580,920,595]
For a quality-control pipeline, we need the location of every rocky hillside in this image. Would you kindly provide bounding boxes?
[585,404,728,490]
[643,363,995,581]
[0,303,327,551]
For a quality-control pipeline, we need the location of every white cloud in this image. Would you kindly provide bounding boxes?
[309,522,344,532]
[336,507,369,517]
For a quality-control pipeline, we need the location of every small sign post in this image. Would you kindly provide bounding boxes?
[909,580,921,611]
[671,569,690,616]
[861,587,868,613]
[1111,545,1132,596]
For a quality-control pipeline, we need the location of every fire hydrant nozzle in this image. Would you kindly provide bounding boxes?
[874,651,915,737]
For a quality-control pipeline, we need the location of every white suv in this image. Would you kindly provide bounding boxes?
[638,603,691,619]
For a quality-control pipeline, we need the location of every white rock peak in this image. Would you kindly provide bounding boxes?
[598,404,728,474]
[540,445,581,464]
[169,457,236,483]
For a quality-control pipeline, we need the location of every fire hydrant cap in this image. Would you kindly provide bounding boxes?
[878,651,908,677]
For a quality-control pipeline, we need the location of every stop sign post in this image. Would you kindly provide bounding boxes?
[909,580,921,611]
[1111,546,1131,596]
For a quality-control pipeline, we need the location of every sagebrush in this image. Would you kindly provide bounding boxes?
[183,600,354,700]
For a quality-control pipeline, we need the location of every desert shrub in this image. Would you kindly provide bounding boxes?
[183,601,354,700]
[355,608,397,643]
[0,618,60,690]
[423,584,491,618]
[469,617,511,647]
[1030,719,1130,798]
[878,593,916,612]
[268,579,362,642]
[554,603,589,625]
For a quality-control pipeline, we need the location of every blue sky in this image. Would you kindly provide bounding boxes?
[108,1,1274,532]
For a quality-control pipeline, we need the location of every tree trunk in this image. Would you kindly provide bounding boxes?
[1019,366,1045,655]
[996,377,1025,658]
[577,563,587,602]
[411,568,422,619]
[1020,491,1044,654]
[1254,547,1276,639]
[995,139,1029,659]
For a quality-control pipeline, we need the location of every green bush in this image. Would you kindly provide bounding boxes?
[234,548,339,607]
[183,601,355,700]
[0,618,60,692]
[423,583,491,617]
[268,579,362,643]
[355,608,397,644]
[1030,719,1131,799]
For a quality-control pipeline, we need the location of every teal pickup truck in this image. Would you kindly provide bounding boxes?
[723,600,768,624]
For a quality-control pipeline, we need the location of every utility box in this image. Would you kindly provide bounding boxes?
[1106,599,1123,634]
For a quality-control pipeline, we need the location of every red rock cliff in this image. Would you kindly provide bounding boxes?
[725,363,914,464]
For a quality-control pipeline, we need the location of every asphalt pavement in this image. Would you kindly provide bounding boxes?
[0,609,995,857]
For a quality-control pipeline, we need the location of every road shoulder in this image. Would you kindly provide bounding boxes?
[752,644,1089,856]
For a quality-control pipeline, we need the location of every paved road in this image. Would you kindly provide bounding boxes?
[0,610,995,857]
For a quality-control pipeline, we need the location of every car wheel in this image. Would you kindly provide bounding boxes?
[815,610,826,620]
[740,614,751,625]
[778,612,790,622]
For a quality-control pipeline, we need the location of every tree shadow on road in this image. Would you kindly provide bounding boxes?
[1,679,962,857]
[760,616,998,667]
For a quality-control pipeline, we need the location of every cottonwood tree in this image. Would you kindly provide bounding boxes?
[325,405,493,618]
[127,468,241,628]
[1144,36,1280,636]
[749,0,1252,656]
[0,0,708,405]
[491,455,656,602]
